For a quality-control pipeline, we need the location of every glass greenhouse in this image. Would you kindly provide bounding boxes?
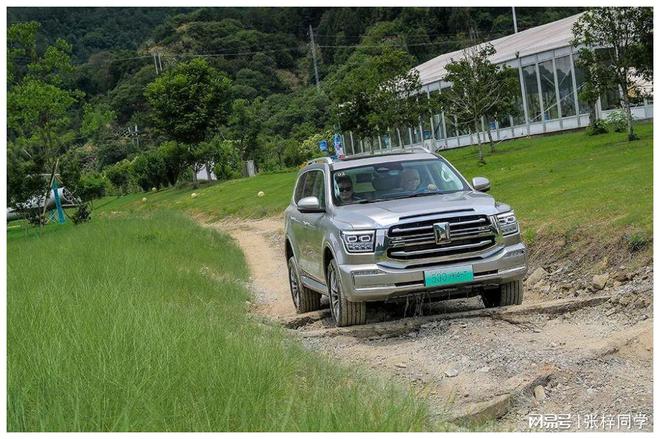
[342,13,653,155]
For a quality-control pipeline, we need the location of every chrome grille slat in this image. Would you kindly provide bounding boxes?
[450,226,492,237]
[450,218,487,227]
[391,225,434,234]
[390,240,493,257]
[387,214,497,260]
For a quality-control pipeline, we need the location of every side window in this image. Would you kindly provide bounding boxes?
[311,171,325,207]
[302,171,325,207]
[294,173,308,203]
[294,170,325,206]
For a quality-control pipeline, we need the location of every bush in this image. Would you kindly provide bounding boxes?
[131,152,166,191]
[210,139,242,181]
[77,172,107,202]
[71,203,92,224]
[105,160,132,194]
[586,118,608,136]
[606,109,628,133]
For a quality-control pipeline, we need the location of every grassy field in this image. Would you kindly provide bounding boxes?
[8,122,652,431]
[440,122,653,242]
[97,121,652,245]
[95,170,297,220]
[7,212,434,431]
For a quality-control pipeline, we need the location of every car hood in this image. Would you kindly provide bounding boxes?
[333,191,510,230]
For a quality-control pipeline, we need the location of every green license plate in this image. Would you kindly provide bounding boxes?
[424,266,474,287]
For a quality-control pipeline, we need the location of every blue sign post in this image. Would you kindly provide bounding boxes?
[319,139,329,155]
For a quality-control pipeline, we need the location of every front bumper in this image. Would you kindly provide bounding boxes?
[337,242,528,302]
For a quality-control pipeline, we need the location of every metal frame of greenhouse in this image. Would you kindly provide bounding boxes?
[341,13,654,156]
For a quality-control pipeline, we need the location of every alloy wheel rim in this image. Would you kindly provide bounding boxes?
[288,260,300,308]
[329,265,340,320]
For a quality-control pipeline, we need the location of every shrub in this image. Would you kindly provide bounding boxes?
[606,109,628,133]
[77,172,107,202]
[131,152,166,191]
[586,118,608,136]
[105,160,132,194]
[210,139,242,181]
[71,203,92,224]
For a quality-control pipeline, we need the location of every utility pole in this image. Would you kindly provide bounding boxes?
[308,24,320,91]
[512,7,518,33]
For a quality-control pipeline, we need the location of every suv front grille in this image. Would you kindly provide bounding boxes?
[387,214,497,260]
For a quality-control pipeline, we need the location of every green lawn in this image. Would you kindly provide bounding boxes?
[97,121,652,245]
[8,211,435,431]
[95,170,298,220]
[440,122,653,241]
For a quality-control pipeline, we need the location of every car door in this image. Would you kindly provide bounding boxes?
[299,170,327,282]
[289,171,310,266]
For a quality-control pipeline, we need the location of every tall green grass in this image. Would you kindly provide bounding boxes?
[8,211,433,431]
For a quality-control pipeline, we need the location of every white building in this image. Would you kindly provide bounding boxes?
[342,13,653,155]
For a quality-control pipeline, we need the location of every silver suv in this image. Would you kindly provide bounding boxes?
[284,151,528,326]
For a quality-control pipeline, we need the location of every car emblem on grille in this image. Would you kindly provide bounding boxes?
[433,222,451,244]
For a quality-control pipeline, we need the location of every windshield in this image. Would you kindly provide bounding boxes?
[331,158,468,206]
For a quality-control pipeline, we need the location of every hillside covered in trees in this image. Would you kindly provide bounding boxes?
[7,7,582,204]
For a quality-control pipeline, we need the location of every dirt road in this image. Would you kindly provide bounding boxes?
[210,217,653,432]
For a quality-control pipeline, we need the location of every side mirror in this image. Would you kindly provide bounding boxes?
[472,177,491,192]
[297,196,324,213]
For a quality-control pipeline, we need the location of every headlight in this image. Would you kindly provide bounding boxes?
[341,230,375,253]
[497,211,519,235]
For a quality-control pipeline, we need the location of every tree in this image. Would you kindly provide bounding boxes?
[145,58,232,186]
[208,138,242,181]
[572,7,653,141]
[7,22,81,221]
[81,102,116,144]
[442,43,518,163]
[329,45,426,148]
[226,98,262,161]
[158,141,189,186]
[131,152,166,191]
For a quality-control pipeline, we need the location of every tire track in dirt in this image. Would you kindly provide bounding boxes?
[207,217,296,319]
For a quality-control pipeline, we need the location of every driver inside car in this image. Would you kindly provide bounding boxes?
[336,175,364,204]
[400,168,423,192]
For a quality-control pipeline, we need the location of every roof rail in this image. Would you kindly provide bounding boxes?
[411,145,432,154]
[343,144,435,159]
[306,156,334,166]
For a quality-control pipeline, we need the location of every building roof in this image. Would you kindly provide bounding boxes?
[414,13,584,86]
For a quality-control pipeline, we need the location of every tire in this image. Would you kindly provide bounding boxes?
[287,257,321,313]
[326,259,366,327]
[482,280,524,308]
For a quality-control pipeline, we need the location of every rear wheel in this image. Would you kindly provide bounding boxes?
[327,259,366,326]
[482,280,524,308]
[287,257,321,313]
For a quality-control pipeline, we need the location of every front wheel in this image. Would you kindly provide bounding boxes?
[287,257,321,313]
[327,259,366,326]
[482,280,524,308]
